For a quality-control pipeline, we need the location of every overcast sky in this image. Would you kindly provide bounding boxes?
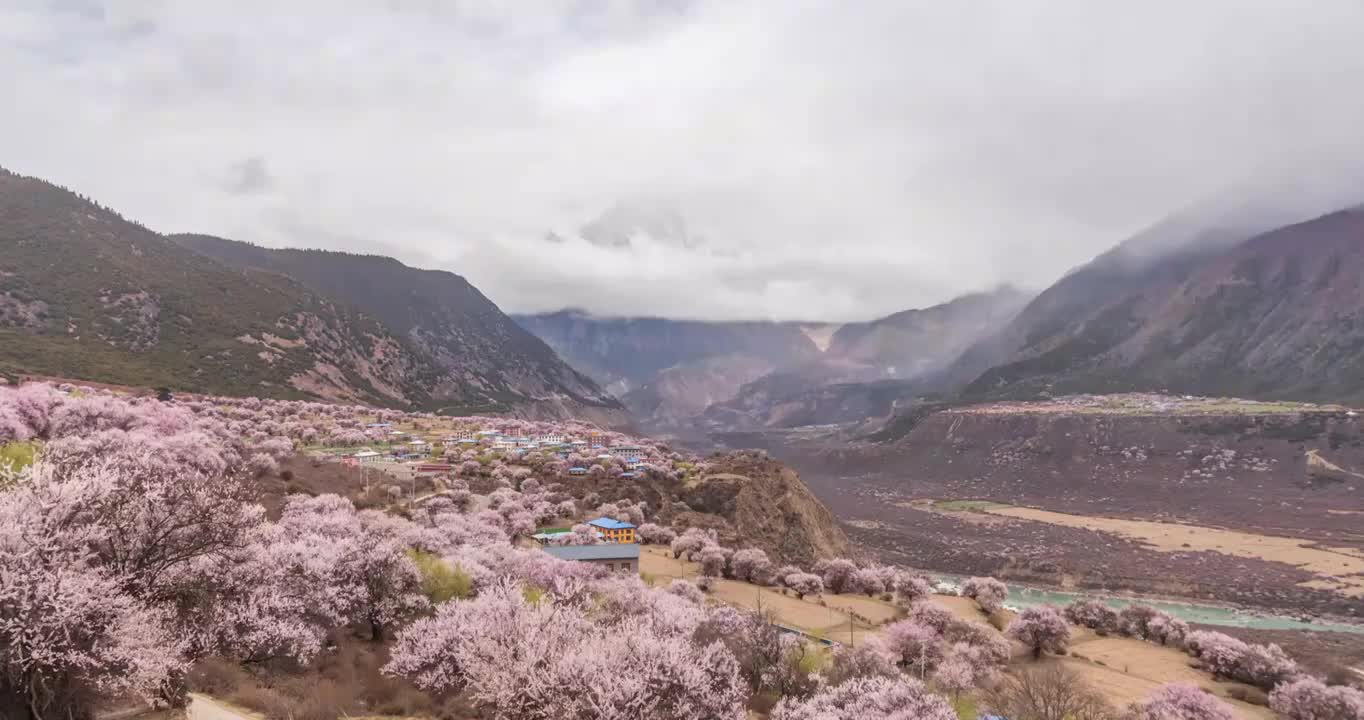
[4,1,1364,321]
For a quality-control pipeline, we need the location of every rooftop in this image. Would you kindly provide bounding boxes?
[543,544,640,562]
[587,516,636,530]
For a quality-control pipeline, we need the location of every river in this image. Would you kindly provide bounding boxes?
[934,576,1364,634]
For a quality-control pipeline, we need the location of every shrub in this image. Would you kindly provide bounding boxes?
[407,549,472,604]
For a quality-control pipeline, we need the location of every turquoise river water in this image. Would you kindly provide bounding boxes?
[934,576,1364,634]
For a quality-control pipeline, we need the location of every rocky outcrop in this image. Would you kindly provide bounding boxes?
[556,449,850,565]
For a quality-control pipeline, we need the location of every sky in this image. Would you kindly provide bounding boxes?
[4,1,1364,322]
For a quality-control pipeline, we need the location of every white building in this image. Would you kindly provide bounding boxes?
[609,445,645,461]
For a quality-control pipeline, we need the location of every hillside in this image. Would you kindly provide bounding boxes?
[699,287,1030,430]
[956,207,1364,404]
[0,169,433,405]
[174,235,626,424]
[827,285,1030,378]
[764,393,1364,617]
[0,168,625,421]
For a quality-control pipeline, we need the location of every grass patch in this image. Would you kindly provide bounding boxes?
[406,549,471,604]
[0,441,38,473]
[950,694,978,720]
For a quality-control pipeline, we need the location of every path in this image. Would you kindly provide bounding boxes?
[187,694,261,720]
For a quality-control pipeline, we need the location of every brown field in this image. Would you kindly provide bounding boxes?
[640,545,1274,719]
[641,546,891,643]
[929,502,1364,597]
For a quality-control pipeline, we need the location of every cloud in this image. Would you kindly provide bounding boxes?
[222,156,272,195]
[2,1,1363,321]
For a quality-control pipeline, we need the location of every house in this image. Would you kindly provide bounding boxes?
[352,449,381,463]
[609,445,645,461]
[492,438,516,450]
[568,466,588,476]
[414,463,452,476]
[542,544,639,574]
[536,432,565,445]
[408,439,429,450]
[586,516,636,543]
[569,439,588,448]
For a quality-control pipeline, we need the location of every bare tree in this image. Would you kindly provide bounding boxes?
[983,664,1115,720]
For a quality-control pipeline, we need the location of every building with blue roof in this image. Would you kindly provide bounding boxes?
[586,516,636,543]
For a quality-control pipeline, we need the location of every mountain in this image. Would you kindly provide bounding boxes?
[0,167,626,422]
[517,287,1029,433]
[513,309,826,392]
[825,286,1030,380]
[694,286,1032,431]
[960,208,1364,402]
[174,235,626,423]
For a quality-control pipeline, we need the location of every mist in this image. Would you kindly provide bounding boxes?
[3,1,1364,321]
